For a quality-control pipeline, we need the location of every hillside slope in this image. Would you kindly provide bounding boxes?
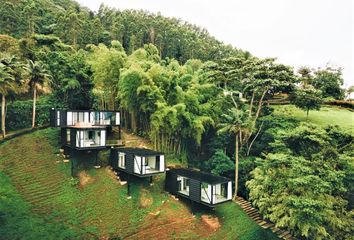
[0,128,278,240]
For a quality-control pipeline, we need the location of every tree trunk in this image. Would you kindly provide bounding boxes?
[255,89,267,120]
[247,121,264,156]
[1,94,6,138]
[306,108,309,121]
[249,91,255,118]
[234,132,239,200]
[32,87,37,128]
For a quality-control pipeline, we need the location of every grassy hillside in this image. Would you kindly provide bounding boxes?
[273,105,354,133]
[0,128,278,240]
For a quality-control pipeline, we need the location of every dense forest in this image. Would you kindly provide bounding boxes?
[0,0,353,239]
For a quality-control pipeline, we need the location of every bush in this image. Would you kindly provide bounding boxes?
[205,149,234,177]
[1,97,51,131]
[325,100,354,110]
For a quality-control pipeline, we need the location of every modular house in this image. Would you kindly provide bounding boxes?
[110,148,165,177]
[50,109,121,150]
[165,168,232,207]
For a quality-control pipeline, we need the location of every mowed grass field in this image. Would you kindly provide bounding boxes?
[273,105,354,133]
[0,128,278,240]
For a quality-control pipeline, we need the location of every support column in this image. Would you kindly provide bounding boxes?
[71,156,74,177]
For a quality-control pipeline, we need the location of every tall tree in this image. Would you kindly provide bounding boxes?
[87,41,126,110]
[312,67,344,100]
[291,86,323,120]
[297,66,312,87]
[0,55,23,138]
[218,95,249,198]
[26,60,51,128]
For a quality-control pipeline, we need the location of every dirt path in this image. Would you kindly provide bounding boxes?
[123,199,212,240]
[122,129,153,148]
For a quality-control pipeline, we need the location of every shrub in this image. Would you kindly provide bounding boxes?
[1,97,51,131]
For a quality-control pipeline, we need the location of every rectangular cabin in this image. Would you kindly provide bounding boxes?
[165,168,232,207]
[61,126,107,150]
[50,109,120,127]
[110,148,165,177]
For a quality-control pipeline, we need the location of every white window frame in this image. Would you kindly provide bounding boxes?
[118,153,126,169]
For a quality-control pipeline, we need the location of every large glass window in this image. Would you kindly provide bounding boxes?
[212,183,230,204]
[144,156,160,173]
[177,176,190,196]
[76,130,104,148]
[101,112,112,125]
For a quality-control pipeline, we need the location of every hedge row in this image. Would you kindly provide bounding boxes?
[325,100,354,110]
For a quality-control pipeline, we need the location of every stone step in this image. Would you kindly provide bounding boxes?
[249,212,259,218]
[262,223,273,229]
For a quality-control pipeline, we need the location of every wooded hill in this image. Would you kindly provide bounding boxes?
[0,0,245,62]
[0,1,353,240]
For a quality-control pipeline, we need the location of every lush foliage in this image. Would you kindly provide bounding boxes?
[0,0,242,62]
[291,86,323,119]
[247,124,354,239]
[2,98,52,130]
[312,68,344,100]
[297,66,345,100]
[0,0,352,239]
[206,149,234,176]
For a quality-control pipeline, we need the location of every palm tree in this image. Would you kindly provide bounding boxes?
[0,55,22,138]
[218,107,246,200]
[218,91,252,200]
[26,60,51,128]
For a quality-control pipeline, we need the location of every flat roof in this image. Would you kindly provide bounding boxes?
[169,168,231,185]
[52,108,119,113]
[67,125,106,129]
[113,147,163,156]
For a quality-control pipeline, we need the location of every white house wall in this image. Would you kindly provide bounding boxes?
[100,130,106,146]
[116,112,120,125]
[212,185,216,204]
[201,184,212,203]
[160,155,165,172]
[227,181,232,200]
[56,111,60,126]
[134,156,142,174]
[142,157,146,174]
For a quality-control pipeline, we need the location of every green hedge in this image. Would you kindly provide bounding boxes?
[325,100,354,110]
[1,98,51,131]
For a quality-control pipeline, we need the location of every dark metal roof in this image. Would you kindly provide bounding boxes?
[168,168,231,185]
[113,147,164,156]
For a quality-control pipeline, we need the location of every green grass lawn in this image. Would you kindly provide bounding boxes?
[273,105,354,133]
[0,128,279,240]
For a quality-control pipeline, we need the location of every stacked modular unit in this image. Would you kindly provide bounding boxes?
[50,108,121,150]
[165,168,232,207]
[110,147,165,177]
